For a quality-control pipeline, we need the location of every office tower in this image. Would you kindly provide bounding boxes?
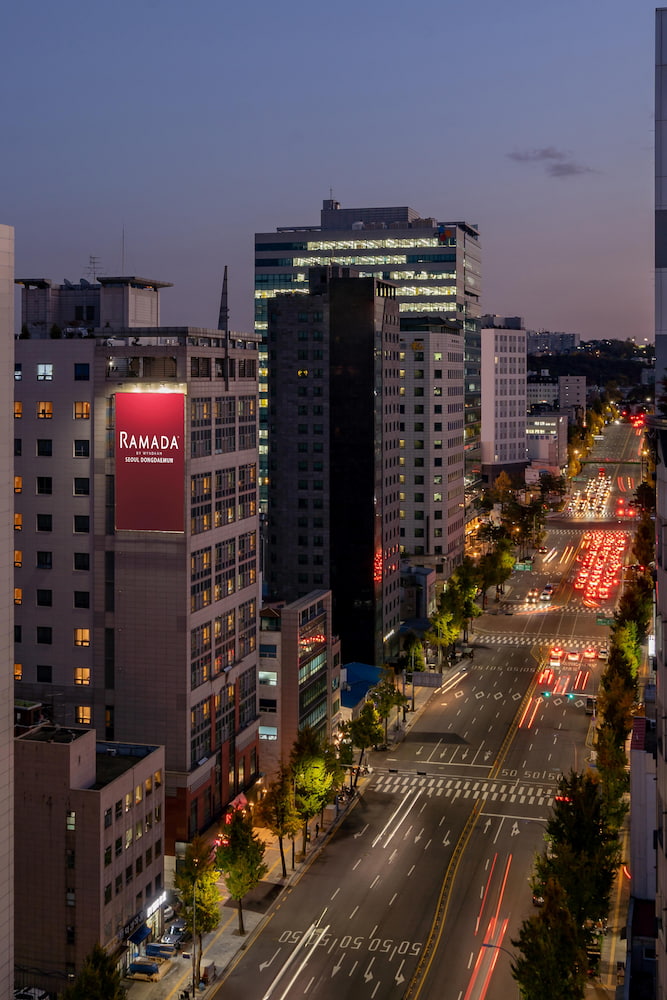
[480,315,527,483]
[256,201,482,505]
[399,316,465,576]
[14,728,165,992]
[525,330,580,354]
[0,224,14,998]
[13,278,261,863]
[558,374,587,422]
[266,267,401,666]
[259,590,341,775]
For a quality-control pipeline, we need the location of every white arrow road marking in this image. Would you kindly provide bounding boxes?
[414,828,424,844]
[262,920,328,1000]
[260,948,281,971]
[331,956,343,978]
[512,821,520,836]
[364,958,375,982]
[484,818,492,834]
[388,849,398,864]
[442,830,451,847]
[354,824,369,840]
[395,960,406,985]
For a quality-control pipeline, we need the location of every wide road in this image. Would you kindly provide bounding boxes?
[216,421,641,1000]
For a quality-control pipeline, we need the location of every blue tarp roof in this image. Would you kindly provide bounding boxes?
[129,923,151,945]
[341,662,383,710]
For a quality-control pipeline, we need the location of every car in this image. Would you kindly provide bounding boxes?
[598,646,609,660]
[14,991,50,1000]
[566,650,581,664]
[550,646,565,660]
[583,647,597,660]
[540,589,552,601]
[527,588,539,602]
[537,546,547,554]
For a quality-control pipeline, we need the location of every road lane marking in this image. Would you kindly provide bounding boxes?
[372,789,422,848]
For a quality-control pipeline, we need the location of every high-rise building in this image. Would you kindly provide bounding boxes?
[399,317,465,575]
[480,315,527,483]
[266,267,401,665]
[0,223,14,998]
[13,279,261,865]
[255,201,482,503]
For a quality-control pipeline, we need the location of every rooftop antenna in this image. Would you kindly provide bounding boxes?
[121,225,125,273]
[84,255,103,281]
[217,265,229,334]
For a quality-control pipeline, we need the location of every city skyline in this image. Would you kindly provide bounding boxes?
[0,0,656,341]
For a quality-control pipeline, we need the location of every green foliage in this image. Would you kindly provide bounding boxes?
[61,942,127,999]
[370,670,409,741]
[424,609,458,669]
[256,764,301,877]
[215,809,268,935]
[511,879,588,1000]
[401,631,426,671]
[290,727,337,851]
[534,771,619,939]
[595,723,630,833]
[632,510,655,567]
[634,480,656,513]
[341,700,384,782]
[174,834,221,981]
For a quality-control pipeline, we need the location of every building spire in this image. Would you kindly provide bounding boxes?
[217,265,229,333]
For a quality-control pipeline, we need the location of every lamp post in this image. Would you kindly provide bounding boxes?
[191,868,199,996]
[480,942,520,999]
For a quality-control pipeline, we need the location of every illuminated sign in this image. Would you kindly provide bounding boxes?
[115,392,185,532]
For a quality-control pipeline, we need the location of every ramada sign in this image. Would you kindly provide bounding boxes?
[115,392,185,531]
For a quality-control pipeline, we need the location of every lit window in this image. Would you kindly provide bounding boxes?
[14,550,22,567]
[14,588,22,605]
[14,363,22,381]
[74,628,91,647]
[14,402,22,419]
[75,706,91,725]
[73,401,90,419]
[14,514,22,532]
[14,476,22,494]
[37,402,53,419]
[135,783,143,805]
[74,667,91,686]
[66,810,76,831]
[14,663,22,681]
[37,363,54,381]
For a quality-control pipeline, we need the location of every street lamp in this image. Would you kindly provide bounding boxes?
[481,942,520,999]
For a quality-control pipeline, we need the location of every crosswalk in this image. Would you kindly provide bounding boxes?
[474,633,603,650]
[372,771,555,807]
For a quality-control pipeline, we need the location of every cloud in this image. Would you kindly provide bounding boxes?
[507,146,597,178]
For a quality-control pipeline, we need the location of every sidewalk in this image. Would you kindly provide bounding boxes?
[124,681,439,999]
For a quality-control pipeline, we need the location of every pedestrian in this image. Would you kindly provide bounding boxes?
[315,823,319,838]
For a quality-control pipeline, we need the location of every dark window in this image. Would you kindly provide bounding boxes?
[14,439,21,456]
[74,363,90,381]
[37,439,52,457]
[74,591,90,609]
[37,551,53,569]
[37,476,52,495]
[74,552,90,571]
[36,664,52,683]
[36,627,52,644]
[74,440,90,458]
[104,808,112,829]
[74,515,90,534]
[73,477,89,496]
[36,589,52,606]
[37,513,52,532]
[14,625,21,642]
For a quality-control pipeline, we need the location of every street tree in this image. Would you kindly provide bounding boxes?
[634,480,656,512]
[370,670,409,741]
[615,572,654,642]
[424,608,458,668]
[440,558,482,640]
[534,771,619,938]
[341,700,383,785]
[511,879,588,1000]
[291,728,336,853]
[174,834,222,985]
[491,469,514,507]
[401,630,426,671]
[256,764,301,877]
[61,943,127,1000]
[632,510,655,568]
[215,808,268,936]
[595,722,630,833]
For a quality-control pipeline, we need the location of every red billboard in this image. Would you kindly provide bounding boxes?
[115,392,185,532]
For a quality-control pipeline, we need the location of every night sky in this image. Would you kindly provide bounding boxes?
[0,0,656,340]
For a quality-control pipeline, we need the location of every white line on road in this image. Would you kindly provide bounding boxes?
[389,893,398,906]
[352,859,361,871]
[349,906,358,918]
[370,875,380,888]
[330,888,339,901]
[372,789,422,849]
[349,961,358,977]
[407,865,415,877]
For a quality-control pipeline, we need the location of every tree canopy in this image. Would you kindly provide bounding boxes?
[61,943,127,1000]
[215,808,268,935]
[174,834,221,983]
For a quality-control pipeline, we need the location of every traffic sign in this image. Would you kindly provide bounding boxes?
[596,615,615,626]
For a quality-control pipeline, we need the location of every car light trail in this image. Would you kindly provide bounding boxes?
[474,853,498,935]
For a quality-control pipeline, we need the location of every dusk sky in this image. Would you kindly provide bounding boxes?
[0,0,657,341]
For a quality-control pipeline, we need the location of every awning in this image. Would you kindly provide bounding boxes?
[128,923,151,945]
[229,791,248,810]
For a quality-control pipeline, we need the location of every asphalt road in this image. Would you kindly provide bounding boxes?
[216,422,641,1000]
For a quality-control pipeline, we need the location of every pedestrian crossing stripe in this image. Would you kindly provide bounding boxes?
[371,772,555,806]
[473,634,603,649]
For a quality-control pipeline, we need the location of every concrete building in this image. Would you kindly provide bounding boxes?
[0,224,14,998]
[258,590,341,776]
[525,412,568,470]
[480,316,527,483]
[398,317,465,577]
[13,282,261,863]
[526,330,580,354]
[14,726,165,994]
[558,374,587,419]
[526,379,559,411]
[266,267,401,666]
[18,275,170,335]
[256,201,482,500]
